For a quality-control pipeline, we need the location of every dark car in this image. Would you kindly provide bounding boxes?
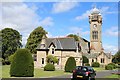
[72,66,96,80]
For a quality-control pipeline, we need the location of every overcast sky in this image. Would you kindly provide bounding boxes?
[0,2,118,54]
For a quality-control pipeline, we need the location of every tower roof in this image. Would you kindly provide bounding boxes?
[91,6,100,14]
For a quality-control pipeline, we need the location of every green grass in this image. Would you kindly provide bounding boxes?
[2,65,70,78]
[93,67,105,72]
[105,74,120,78]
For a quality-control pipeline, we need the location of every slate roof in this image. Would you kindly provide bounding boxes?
[83,53,100,58]
[83,52,111,59]
[36,37,77,50]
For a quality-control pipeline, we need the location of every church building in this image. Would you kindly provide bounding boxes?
[34,7,112,69]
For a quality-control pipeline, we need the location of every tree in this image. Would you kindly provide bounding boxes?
[67,34,79,41]
[82,56,89,65]
[65,57,76,72]
[46,55,58,64]
[10,49,34,77]
[112,50,120,64]
[1,28,22,62]
[25,27,47,54]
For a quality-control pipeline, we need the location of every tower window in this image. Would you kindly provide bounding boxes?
[92,31,98,40]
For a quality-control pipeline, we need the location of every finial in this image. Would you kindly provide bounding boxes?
[92,3,97,9]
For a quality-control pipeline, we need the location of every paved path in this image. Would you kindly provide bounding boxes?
[52,70,118,78]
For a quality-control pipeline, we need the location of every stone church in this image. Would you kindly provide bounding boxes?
[34,7,112,69]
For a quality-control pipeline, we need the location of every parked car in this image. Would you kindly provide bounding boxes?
[72,66,96,80]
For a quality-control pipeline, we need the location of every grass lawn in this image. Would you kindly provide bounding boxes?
[2,65,70,78]
[93,67,105,72]
[105,74,120,78]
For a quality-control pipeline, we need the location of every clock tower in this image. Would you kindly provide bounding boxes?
[89,7,102,53]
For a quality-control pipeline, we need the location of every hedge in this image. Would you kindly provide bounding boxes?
[92,62,100,67]
[10,49,34,77]
[85,63,90,66]
[108,63,117,69]
[44,63,55,71]
[105,65,113,70]
[64,57,76,72]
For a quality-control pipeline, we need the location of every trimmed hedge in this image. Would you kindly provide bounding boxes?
[92,62,100,67]
[65,57,76,73]
[108,63,117,69]
[85,63,90,66]
[44,63,55,71]
[10,49,34,77]
[105,65,113,70]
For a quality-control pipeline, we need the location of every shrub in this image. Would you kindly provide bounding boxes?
[10,49,34,77]
[2,59,10,65]
[8,54,15,63]
[105,65,113,70]
[44,63,55,71]
[92,62,100,67]
[85,63,90,66]
[65,57,76,72]
[108,63,117,69]
[82,56,89,64]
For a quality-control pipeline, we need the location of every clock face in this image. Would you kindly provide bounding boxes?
[93,24,97,29]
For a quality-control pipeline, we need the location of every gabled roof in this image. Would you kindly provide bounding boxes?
[36,37,77,50]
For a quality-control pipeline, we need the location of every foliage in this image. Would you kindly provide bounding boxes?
[105,65,113,70]
[8,54,15,63]
[108,63,117,69]
[44,63,55,71]
[82,56,89,64]
[10,49,34,77]
[85,63,90,66]
[67,34,79,41]
[25,27,47,54]
[46,55,58,64]
[92,62,100,67]
[65,57,76,72]
[112,50,120,64]
[2,59,10,65]
[1,28,22,62]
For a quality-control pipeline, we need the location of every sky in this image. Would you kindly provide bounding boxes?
[0,1,118,54]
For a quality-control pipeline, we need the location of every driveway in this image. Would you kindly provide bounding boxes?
[52,70,118,78]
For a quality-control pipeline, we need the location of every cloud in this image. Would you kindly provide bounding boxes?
[1,2,54,47]
[39,17,54,27]
[75,6,117,21]
[104,26,118,37]
[75,10,91,21]
[103,44,118,54]
[52,2,78,13]
[69,26,89,36]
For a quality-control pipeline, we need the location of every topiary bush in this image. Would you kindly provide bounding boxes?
[108,63,117,69]
[92,62,100,67]
[85,63,90,66]
[10,49,34,77]
[105,65,113,70]
[44,63,55,71]
[65,57,76,73]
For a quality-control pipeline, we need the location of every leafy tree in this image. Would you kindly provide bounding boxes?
[65,57,76,72]
[112,50,120,64]
[46,55,58,64]
[25,27,47,54]
[10,49,34,77]
[1,28,22,61]
[82,56,89,65]
[67,34,79,41]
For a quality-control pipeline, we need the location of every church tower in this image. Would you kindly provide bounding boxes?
[89,7,102,53]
